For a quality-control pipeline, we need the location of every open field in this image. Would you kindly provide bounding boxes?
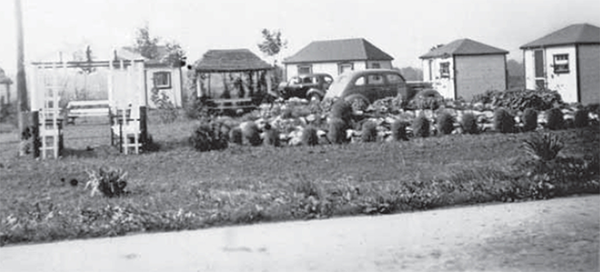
[0,113,598,246]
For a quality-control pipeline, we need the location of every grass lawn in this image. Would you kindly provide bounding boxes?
[0,114,598,246]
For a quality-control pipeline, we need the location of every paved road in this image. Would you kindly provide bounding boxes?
[1,195,598,272]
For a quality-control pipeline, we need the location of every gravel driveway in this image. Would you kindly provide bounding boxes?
[1,195,598,272]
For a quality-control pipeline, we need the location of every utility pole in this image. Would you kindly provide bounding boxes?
[15,0,29,132]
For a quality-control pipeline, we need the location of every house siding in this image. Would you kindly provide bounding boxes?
[455,55,507,100]
[543,46,578,103]
[421,57,455,99]
[146,67,183,108]
[577,44,600,105]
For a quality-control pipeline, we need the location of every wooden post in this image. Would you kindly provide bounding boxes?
[15,0,29,135]
[139,106,148,149]
[31,110,39,158]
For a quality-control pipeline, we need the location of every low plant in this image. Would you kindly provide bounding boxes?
[85,167,129,198]
[262,125,281,147]
[436,111,455,135]
[150,87,179,123]
[545,108,564,130]
[189,121,228,152]
[330,99,353,123]
[460,112,478,134]
[472,89,563,111]
[302,125,320,146]
[229,127,243,144]
[328,118,348,144]
[361,121,378,142]
[522,132,564,175]
[412,113,430,138]
[494,107,515,133]
[241,121,262,146]
[522,108,538,132]
[573,109,589,128]
[391,120,409,141]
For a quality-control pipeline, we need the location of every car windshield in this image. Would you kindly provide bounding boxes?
[325,74,351,99]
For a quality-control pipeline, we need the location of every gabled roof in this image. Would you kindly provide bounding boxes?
[420,38,508,59]
[520,23,600,49]
[283,38,394,64]
[193,49,272,72]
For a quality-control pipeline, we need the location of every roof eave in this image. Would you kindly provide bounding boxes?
[283,58,393,64]
[520,41,600,50]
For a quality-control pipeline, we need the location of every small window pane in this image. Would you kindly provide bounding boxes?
[386,74,403,84]
[298,65,312,75]
[354,76,365,86]
[368,74,384,85]
[440,62,450,78]
[553,54,569,74]
[153,72,171,89]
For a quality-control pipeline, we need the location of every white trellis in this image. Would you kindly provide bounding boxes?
[29,54,147,159]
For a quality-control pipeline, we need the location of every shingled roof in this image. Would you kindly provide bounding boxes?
[193,49,272,72]
[520,23,600,49]
[283,38,393,64]
[420,39,508,59]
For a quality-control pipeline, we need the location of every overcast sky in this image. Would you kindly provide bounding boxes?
[1,0,599,74]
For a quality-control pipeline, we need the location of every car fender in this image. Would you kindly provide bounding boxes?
[306,88,325,98]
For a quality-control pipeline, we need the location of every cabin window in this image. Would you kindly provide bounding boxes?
[297,65,312,75]
[553,54,569,74]
[439,62,450,78]
[153,71,171,89]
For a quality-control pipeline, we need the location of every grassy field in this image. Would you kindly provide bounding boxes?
[0,113,598,246]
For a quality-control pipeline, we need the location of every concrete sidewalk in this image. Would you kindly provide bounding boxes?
[1,195,598,272]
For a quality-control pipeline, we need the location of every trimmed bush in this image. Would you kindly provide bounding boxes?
[391,120,409,141]
[461,112,478,134]
[412,113,430,138]
[361,121,378,142]
[330,99,353,123]
[189,121,228,152]
[573,109,589,128]
[522,108,538,132]
[545,108,564,130]
[436,111,455,135]
[494,108,515,133]
[301,126,319,146]
[229,127,243,144]
[241,121,262,146]
[263,127,281,147]
[328,118,348,144]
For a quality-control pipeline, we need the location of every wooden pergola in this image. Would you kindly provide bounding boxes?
[192,49,273,100]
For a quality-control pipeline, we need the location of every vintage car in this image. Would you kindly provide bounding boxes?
[324,69,408,110]
[278,73,333,101]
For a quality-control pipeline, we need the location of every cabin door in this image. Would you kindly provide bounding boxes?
[534,49,545,90]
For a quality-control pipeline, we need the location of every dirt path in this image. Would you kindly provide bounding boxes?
[1,195,598,272]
